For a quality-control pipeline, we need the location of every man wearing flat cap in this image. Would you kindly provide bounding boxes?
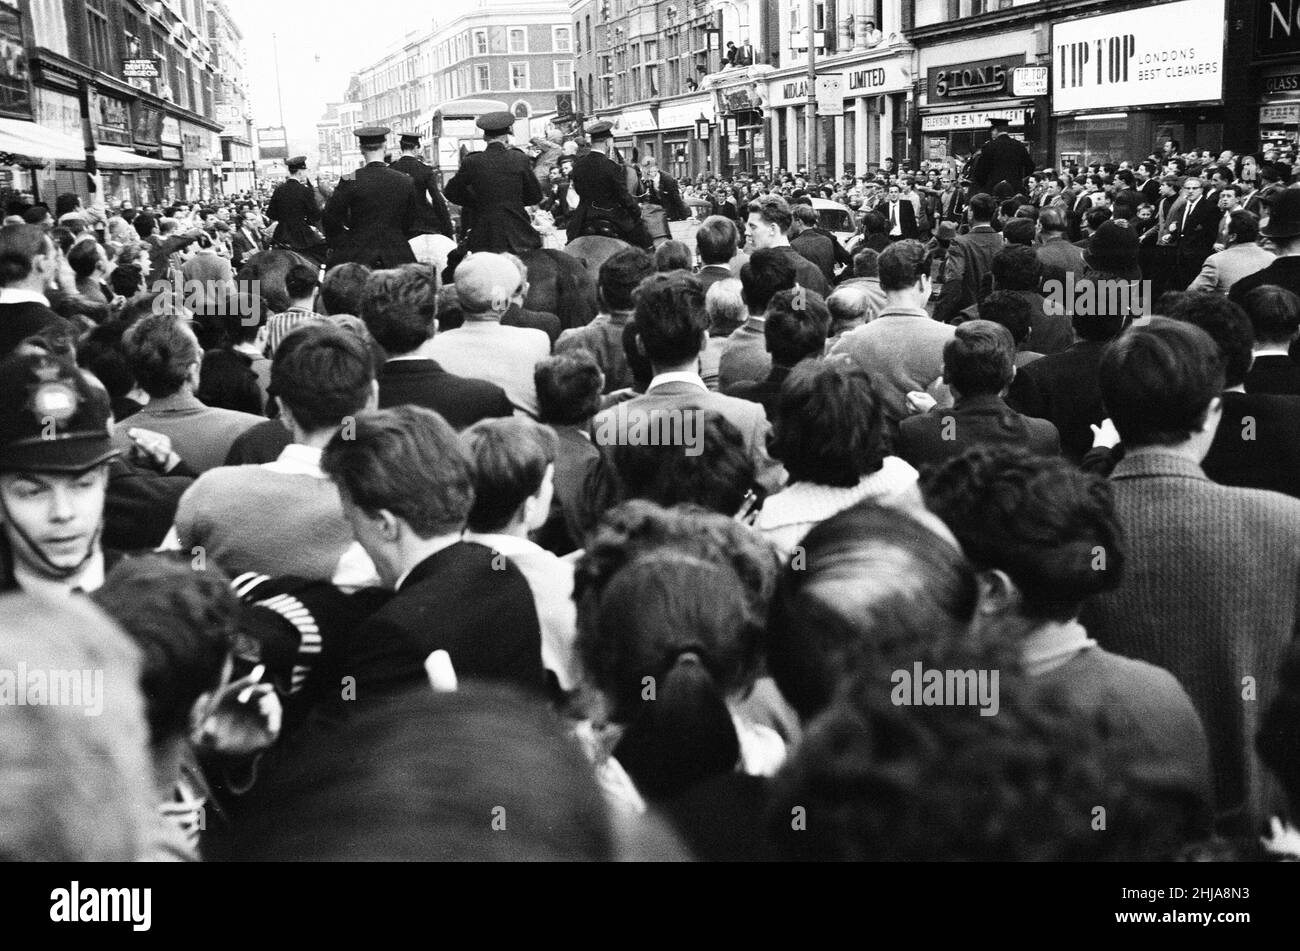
[443,111,543,254]
[391,133,455,240]
[970,115,1034,197]
[566,120,653,248]
[323,127,421,268]
[266,156,327,263]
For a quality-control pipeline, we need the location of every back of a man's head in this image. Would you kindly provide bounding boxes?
[696,216,739,266]
[1164,292,1255,389]
[979,291,1033,348]
[0,224,51,288]
[454,253,520,318]
[944,321,1016,398]
[992,245,1043,293]
[284,263,319,304]
[853,248,880,279]
[1038,207,1068,234]
[1001,218,1037,247]
[320,263,373,316]
[1099,318,1225,449]
[462,418,558,534]
[1084,207,1113,232]
[654,240,692,273]
[535,350,603,426]
[271,324,377,435]
[360,266,439,357]
[633,270,709,366]
[740,248,797,315]
[968,193,997,223]
[749,195,794,235]
[598,248,654,313]
[827,284,875,335]
[1245,285,1300,347]
[122,312,200,399]
[705,278,746,336]
[793,204,819,229]
[766,288,830,367]
[66,240,101,281]
[878,240,933,293]
[321,406,476,540]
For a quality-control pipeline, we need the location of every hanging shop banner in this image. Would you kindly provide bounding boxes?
[1051,0,1225,114]
[816,74,845,117]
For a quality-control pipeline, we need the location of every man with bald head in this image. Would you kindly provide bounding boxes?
[428,253,551,417]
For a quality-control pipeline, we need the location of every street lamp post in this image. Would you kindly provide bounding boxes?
[805,0,816,178]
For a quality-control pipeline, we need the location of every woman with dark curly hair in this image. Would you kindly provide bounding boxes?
[757,356,935,556]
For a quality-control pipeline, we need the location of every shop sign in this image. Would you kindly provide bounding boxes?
[848,66,888,91]
[928,54,1025,101]
[921,108,1027,132]
[1051,0,1225,113]
[1258,0,1300,58]
[1261,103,1300,124]
[134,104,164,145]
[1012,66,1049,97]
[816,74,845,117]
[94,92,131,147]
[161,116,182,146]
[1264,72,1300,94]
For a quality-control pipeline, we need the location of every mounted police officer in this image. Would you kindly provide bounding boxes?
[566,121,653,249]
[443,111,543,254]
[323,127,420,268]
[266,156,328,263]
[391,132,455,239]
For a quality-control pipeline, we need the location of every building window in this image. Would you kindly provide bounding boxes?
[476,64,490,92]
[86,0,115,73]
[554,61,573,89]
[508,28,527,53]
[644,39,657,61]
[474,29,488,55]
[604,76,613,106]
[647,63,659,97]
[510,62,529,90]
[554,26,572,52]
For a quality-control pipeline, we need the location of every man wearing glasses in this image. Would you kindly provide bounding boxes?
[1161,178,1220,289]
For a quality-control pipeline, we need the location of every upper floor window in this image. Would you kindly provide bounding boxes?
[554,26,572,53]
[474,29,488,55]
[508,28,527,53]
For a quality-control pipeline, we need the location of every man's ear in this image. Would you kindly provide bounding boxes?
[975,568,1021,618]
[376,509,401,543]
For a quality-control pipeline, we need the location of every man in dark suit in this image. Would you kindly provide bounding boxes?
[1242,284,1300,396]
[444,112,543,254]
[1160,176,1220,290]
[0,225,73,357]
[267,156,327,261]
[970,117,1033,195]
[1034,207,1087,290]
[898,321,1059,468]
[1007,311,1127,464]
[567,121,652,249]
[390,133,455,239]
[875,183,919,241]
[933,193,1004,324]
[1229,190,1300,307]
[640,156,689,221]
[321,406,544,700]
[1083,319,1300,835]
[323,128,420,268]
[357,266,514,429]
[230,209,265,271]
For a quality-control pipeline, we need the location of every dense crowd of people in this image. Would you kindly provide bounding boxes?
[6,125,1300,863]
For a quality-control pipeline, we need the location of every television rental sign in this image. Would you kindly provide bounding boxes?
[1051,0,1226,113]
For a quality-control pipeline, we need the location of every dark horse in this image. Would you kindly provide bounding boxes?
[236,248,319,314]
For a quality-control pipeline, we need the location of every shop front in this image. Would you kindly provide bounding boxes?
[608,108,656,164]
[1254,0,1300,163]
[160,116,184,202]
[181,122,216,202]
[133,103,166,204]
[767,49,911,178]
[656,96,713,182]
[916,42,1047,171]
[1050,0,1226,168]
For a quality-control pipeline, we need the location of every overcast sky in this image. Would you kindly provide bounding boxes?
[224,0,446,151]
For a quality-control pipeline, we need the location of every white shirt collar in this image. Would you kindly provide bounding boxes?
[263,443,323,477]
[14,549,106,599]
[648,370,709,393]
[0,288,51,307]
[462,532,542,558]
[1255,346,1293,358]
[1022,619,1097,676]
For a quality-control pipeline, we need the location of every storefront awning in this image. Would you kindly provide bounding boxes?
[94,145,174,170]
[0,117,88,163]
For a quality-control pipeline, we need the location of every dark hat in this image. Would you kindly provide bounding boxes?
[354,126,390,149]
[287,155,308,172]
[0,351,118,473]
[1263,189,1300,239]
[988,115,1011,128]
[586,120,614,141]
[1084,220,1141,279]
[399,132,422,148]
[477,111,516,135]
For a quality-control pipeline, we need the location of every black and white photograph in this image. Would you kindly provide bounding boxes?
[0,0,1295,929]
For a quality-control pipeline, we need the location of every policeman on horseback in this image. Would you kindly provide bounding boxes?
[566,121,653,250]
[266,156,329,264]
